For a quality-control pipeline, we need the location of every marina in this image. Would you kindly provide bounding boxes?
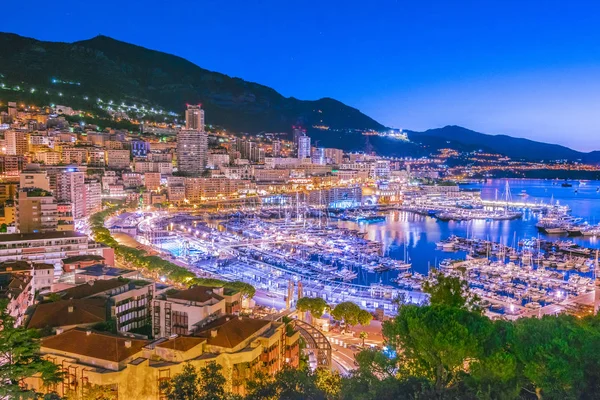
[122,179,600,318]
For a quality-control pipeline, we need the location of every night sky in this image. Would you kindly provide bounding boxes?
[4,0,600,151]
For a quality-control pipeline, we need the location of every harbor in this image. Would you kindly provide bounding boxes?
[115,179,600,318]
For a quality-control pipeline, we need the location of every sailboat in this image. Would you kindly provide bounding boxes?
[393,239,412,270]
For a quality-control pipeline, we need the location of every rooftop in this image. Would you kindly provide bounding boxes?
[0,260,31,273]
[0,273,31,299]
[167,285,223,303]
[0,231,87,243]
[41,328,150,363]
[155,336,206,352]
[19,188,53,197]
[58,278,128,300]
[27,298,107,329]
[75,264,135,278]
[194,316,271,349]
[33,263,54,270]
[0,261,54,273]
[62,254,105,264]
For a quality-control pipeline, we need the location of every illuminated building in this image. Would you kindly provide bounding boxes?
[61,147,88,165]
[84,180,102,216]
[183,178,251,201]
[27,317,299,399]
[176,130,208,175]
[5,129,28,155]
[0,155,26,176]
[185,104,205,131]
[106,149,131,169]
[292,126,305,157]
[0,231,113,267]
[54,168,86,219]
[16,188,58,233]
[20,164,51,191]
[272,139,282,157]
[143,172,161,191]
[297,135,311,159]
[0,273,32,327]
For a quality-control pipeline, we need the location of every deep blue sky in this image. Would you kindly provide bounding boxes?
[5,1,600,151]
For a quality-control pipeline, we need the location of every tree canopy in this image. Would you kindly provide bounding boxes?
[296,297,329,318]
[159,362,238,400]
[331,302,373,327]
[422,271,481,312]
[0,300,63,399]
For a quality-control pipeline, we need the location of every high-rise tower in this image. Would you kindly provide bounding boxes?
[185,104,205,131]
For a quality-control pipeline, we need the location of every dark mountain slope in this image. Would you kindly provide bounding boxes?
[406,126,600,163]
[0,33,385,133]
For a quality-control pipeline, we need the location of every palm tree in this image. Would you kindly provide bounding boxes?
[359,331,368,347]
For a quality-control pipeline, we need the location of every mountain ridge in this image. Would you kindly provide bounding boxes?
[1,33,598,163]
[406,125,600,163]
[0,32,386,133]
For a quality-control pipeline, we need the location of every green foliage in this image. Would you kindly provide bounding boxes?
[45,292,63,303]
[159,363,201,400]
[331,302,373,327]
[359,331,368,347]
[64,384,118,400]
[197,362,230,400]
[64,114,139,132]
[384,304,495,391]
[422,271,481,312]
[314,368,342,399]
[511,315,592,399]
[245,367,332,400]
[356,274,600,400]
[296,297,329,318]
[160,363,240,400]
[92,318,117,334]
[0,300,63,399]
[353,348,398,379]
[341,372,433,400]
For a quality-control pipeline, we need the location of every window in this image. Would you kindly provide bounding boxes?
[171,311,188,335]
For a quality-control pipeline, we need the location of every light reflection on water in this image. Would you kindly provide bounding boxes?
[339,179,600,285]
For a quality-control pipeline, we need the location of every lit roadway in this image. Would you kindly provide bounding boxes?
[327,321,385,374]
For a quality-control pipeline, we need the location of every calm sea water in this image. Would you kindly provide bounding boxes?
[339,179,600,285]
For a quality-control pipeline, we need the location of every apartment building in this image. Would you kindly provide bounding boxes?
[152,285,242,338]
[143,172,161,191]
[0,260,54,294]
[84,180,102,216]
[0,273,33,326]
[27,316,300,399]
[55,278,155,333]
[106,149,131,169]
[16,188,58,233]
[183,178,250,201]
[61,147,88,165]
[20,165,51,191]
[0,231,113,267]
